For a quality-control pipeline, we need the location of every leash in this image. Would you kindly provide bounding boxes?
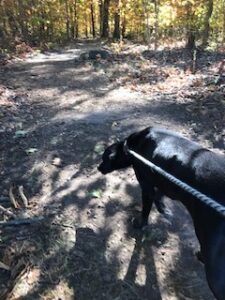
[126,147,225,218]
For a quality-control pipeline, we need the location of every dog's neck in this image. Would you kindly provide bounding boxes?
[123,140,129,155]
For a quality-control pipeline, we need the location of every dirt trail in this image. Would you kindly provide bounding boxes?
[1,41,224,299]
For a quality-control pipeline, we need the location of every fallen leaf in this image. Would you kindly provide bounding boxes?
[94,143,105,154]
[111,121,118,128]
[0,261,10,271]
[25,148,38,154]
[14,130,29,138]
[87,189,103,199]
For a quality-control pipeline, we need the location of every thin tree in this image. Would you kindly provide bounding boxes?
[90,0,96,38]
[154,0,159,50]
[185,2,196,50]
[143,0,151,45]
[201,0,213,48]
[73,0,79,38]
[101,0,110,38]
[65,0,70,40]
[113,0,120,39]
[223,0,225,44]
[99,0,103,36]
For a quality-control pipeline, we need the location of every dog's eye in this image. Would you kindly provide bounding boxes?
[109,153,116,159]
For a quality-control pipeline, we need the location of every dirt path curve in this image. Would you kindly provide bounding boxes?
[0,41,221,299]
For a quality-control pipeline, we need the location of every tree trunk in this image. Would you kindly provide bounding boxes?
[142,0,151,45]
[90,1,96,38]
[6,12,19,38]
[70,4,74,39]
[113,13,120,39]
[101,0,110,38]
[113,0,120,40]
[154,0,159,50]
[121,15,126,37]
[73,0,78,38]
[201,0,213,48]
[99,0,103,36]
[4,0,21,39]
[39,11,46,42]
[85,12,88,38]
[65,0,70,40]
[186,32,196,50]
[0,0,8,38]
[185,2,196,50]
[223,0,225,44]
[17,1,29,41]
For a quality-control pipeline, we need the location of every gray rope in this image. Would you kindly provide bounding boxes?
[128,149,225,218]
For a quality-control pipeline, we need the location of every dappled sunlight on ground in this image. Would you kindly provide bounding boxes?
[0,41,223,299]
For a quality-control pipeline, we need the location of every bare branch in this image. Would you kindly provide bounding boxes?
[18,186,28,208]
[9,186,19,208]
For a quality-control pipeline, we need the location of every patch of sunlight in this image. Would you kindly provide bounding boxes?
[135,263,147,287]
[26,49,80,63]
[41,279,74,300]
[106,235,136,280]
[9,268,41,299]
[107,86,142,100]
[153,232,181,299]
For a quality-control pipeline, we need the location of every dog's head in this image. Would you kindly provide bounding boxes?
[98,141,131,174]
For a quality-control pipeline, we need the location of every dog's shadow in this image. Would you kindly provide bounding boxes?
[123,224,168,300]
[124,182,215,299]
[69,226,164,300]
[67,180,214,299]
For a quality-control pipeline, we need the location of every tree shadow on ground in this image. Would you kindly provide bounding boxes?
[0,42,223,299]
[141,48,225,71]
[3,45,224,101]
[124,183,215,299]
[0,92,222,298]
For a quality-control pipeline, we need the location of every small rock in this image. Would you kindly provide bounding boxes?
[79,49,110,61]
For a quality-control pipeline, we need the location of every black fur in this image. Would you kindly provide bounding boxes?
[98,127,225,300]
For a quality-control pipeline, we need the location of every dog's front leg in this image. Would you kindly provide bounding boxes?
[133,188,154,229]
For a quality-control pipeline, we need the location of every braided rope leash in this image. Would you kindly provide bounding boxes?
[128,149,225,218]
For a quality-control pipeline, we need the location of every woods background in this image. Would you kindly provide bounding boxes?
[0,0,224,51]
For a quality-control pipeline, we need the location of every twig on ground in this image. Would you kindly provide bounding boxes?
[0,205,16,218]
[18,185,28,207]
[51,222,75,229]
[9,186,19,208]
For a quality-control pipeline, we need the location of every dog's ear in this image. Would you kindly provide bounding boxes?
[123,140,128,155]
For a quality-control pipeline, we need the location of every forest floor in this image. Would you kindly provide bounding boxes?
[0,40,224,300]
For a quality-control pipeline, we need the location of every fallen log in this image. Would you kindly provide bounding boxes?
[0,217,45,227]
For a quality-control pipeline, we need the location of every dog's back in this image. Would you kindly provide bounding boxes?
[128,127,225,201]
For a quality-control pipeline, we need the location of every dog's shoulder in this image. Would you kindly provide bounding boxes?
[127,127,189,144]
[126,127,153,150]
[126,127,194,153]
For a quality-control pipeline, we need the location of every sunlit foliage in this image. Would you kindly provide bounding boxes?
[0,0,224,49]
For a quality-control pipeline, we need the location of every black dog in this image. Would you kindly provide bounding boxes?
[98,127,225,300]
